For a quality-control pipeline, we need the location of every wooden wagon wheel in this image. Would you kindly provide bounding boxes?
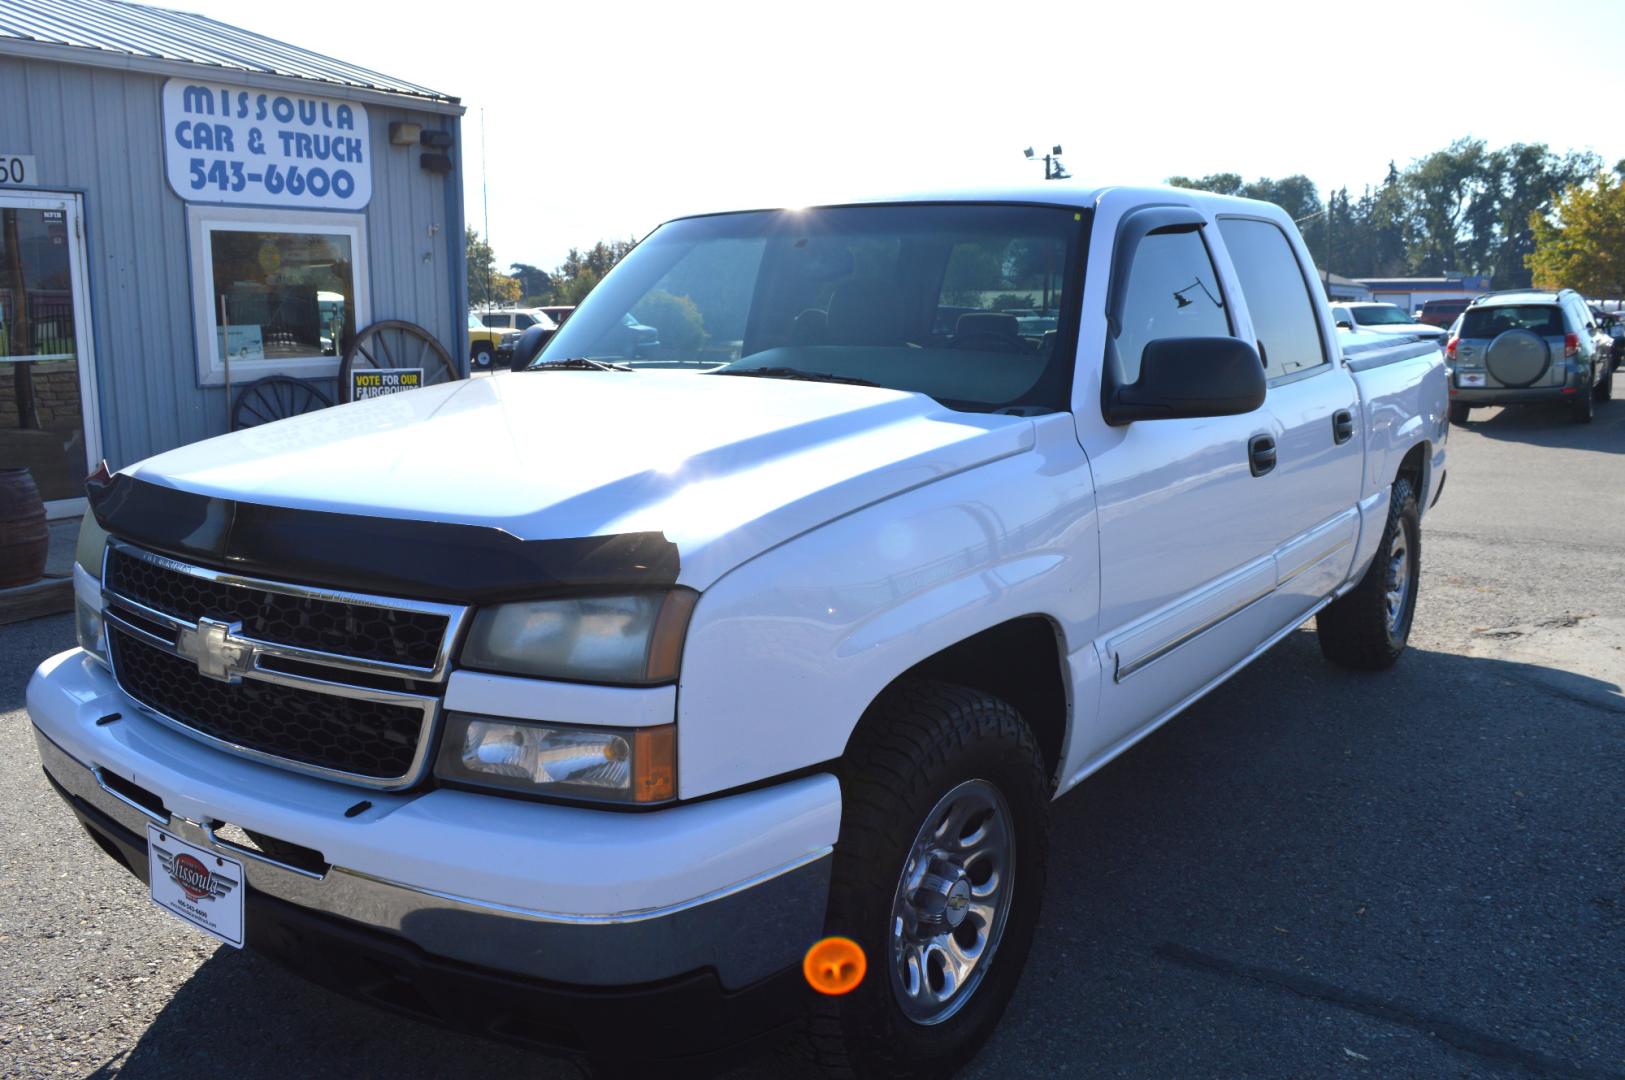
[231,375,332,431]
[337,319,461,403]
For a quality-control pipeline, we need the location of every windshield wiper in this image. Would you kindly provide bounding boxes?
[525,357,633,372]
[712,366,880,387]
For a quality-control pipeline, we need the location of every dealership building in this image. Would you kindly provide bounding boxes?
[0,0,466,516]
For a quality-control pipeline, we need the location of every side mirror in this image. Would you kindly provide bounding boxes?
[1335,320,1354,331]
[510,324,550,370]
[1104,336,1266,424]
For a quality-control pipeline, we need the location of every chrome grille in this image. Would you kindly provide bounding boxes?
[100,542,468,789]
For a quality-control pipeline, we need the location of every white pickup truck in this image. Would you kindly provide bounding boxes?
[29,185,1446,1077]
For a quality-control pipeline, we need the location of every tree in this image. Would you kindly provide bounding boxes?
[553,239,638,305]
[466,229,519,307]
[1527,173,1625,296]
[509,262,555,305]
[1167,173,1244,196]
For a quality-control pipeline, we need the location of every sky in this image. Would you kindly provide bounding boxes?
[178,0,1625,274]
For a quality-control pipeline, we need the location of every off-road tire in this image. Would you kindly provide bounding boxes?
[1448,401,1472,425]
[805,680,1050,1079]
[1317,477,1420,670]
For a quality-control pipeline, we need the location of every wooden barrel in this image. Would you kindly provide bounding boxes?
[0,467,49,589]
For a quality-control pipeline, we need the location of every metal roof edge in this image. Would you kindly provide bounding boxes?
[0,35,465,116]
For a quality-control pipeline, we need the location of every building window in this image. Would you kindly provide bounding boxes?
[188,206,368,385]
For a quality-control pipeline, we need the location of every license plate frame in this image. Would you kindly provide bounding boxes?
[146,824,245,948]
[1459,372,1486,387]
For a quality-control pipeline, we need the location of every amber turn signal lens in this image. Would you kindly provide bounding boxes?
[644,589,698,682]
[632,724,676,803]
[803,936,866,996]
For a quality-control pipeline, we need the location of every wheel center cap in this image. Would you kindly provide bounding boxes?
[911,865,972,932]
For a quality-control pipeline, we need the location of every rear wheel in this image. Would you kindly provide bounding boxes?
[1596,365,1613,403]
[1317,477,1420,671]
[1448,401,1472,425]
[807,680,1049,1078]
[1573,375,1595,423]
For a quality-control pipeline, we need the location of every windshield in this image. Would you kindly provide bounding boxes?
[530,204,1088,412]
[1352,304,1412,326]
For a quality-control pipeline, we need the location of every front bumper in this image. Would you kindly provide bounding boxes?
[45,766,813,1061]
[27,649,839,996]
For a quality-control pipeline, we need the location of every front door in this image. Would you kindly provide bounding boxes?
[0,192,98,517]
[1076,210,1287,767]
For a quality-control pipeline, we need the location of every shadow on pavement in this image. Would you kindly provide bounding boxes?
[75,630,1625,1079]
[1462,394,1625,451]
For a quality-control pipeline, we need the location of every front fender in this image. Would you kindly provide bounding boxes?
[675,415,1098,799]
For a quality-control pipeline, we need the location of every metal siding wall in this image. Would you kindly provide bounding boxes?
[0,54,464,470]
[364,104,459,372]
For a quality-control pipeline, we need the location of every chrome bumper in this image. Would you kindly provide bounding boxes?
[34,724,830,989]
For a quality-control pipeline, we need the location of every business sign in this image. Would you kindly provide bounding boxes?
[0,154,37,186]
[351,368,421,400]
[162,79,371,210]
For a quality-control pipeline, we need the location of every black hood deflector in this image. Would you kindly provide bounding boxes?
[87,472,680,603]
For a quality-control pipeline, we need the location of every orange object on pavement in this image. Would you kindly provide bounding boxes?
[803,936,866,995]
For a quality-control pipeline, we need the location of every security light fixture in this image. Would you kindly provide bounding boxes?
[420,153,453,175]
[420,130,454,150]
[388,122,422,146]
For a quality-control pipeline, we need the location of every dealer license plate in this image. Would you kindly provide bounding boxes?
[146,824,245,948]
[1458,372,1486,387]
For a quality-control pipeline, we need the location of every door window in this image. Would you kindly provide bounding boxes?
[1217,218,1326,379]
[1114,229,1231,382]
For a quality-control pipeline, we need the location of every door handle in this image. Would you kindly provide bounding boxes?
[1248,433,1277,477]
[1333,409,1355,444]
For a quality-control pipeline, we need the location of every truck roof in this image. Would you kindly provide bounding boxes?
[668,183,1295,222]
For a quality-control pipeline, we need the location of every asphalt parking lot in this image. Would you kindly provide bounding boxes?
[2,399,1621,1080]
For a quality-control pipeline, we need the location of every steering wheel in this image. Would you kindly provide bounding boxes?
[946,332,1031,355]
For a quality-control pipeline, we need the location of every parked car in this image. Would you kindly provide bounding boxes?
[35,186,1446,1077]
[465,313,507,369]
[1417,297,1473,328]
[1447,289,1614,424]
[1330,302,1448,342]
[477,307,558,335]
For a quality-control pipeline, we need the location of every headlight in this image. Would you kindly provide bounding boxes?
[74,510,110,667]
[460,590,697,684]
[435,713,676,803]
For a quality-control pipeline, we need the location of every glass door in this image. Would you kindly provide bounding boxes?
[0,192,98,516]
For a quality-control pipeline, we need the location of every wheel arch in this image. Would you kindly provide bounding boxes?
[843,615,1071,792]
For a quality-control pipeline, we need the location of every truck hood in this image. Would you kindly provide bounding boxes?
[123,372,1033,589]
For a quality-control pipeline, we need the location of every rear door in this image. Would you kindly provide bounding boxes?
[1217,215,1363,623]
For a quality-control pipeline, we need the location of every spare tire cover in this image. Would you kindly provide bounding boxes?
[1485,329,1551,388]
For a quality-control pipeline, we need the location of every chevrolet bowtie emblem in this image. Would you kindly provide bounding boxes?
[174,617,254,683]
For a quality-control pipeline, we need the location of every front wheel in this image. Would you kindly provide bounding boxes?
[471,343,494,369]
[807,680,1050,1078]
[1317,476,1420,670]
